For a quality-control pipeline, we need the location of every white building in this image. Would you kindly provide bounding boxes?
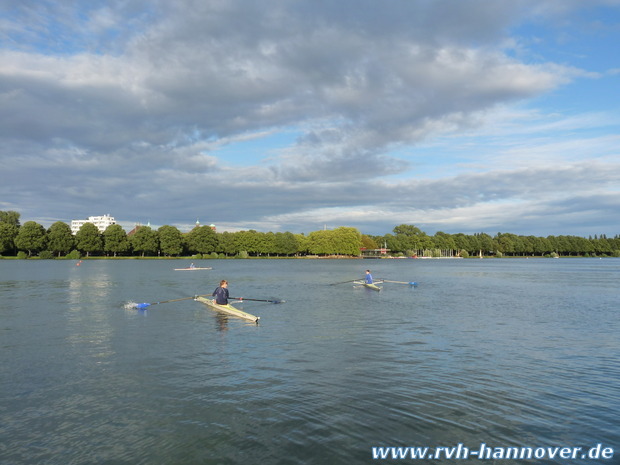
[71,214,116,235]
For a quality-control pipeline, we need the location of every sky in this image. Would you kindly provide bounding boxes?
[1,0,619,237]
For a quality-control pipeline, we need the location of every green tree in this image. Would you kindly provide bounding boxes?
[379,234,400,254]
[594,235,613,255]
[158,225,183,256]
[514,235,530,256]
[554,235,573,256]
[432,232,457,255]
[307,227,361,255]
[0,210,21,227]
[15,221,47,256]
[393,224,423,236]
[547,235,559,255]
[361,234,378,251]
[104,224,130,257]
[392,224,433,253]
[452,233,472,255]
[332,227,362,255]
[474,232,494,257]
[275,232,299,256]
[307,230,333,255]
[574,236,593,256]
[0,222,19,255]
[535,236,552,256]
[130,226,159,257]
[217,231,239,256]
[234,230,261,255]
[495,232,517,256]
[75,223,103,257]
[186,226,218,255]
[47,221,74,257]
[260,232,277,256]
[295,234,310,256]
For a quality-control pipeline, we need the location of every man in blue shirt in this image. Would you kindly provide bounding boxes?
[212,280,230,305]
[365,270,373,284]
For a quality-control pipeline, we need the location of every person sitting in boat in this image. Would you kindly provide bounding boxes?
[190,263,195,269]
[213,280,229,305]
[365,270,373,284]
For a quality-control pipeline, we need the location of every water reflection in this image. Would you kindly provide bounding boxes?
[214,313,231,331]
[66,264,115,364]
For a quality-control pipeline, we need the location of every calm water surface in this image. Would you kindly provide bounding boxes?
[1,258,618,464]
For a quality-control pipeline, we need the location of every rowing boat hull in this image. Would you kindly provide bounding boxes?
[194,296,260,323]
[174,267,212,271]
[354,280,383,291]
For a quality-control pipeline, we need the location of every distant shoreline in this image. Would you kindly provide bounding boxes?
[1,255,613,260]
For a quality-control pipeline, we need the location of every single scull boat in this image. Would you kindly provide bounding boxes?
[354,280,383,291]
[194,296,260,323]
[174,267,212,271]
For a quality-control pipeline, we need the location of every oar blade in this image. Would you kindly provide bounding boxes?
[135,302,151,309]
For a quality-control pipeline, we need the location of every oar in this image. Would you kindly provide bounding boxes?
[382,279,418,285]
[230,297,286,304]
[329,279,359,286]
[134,294,210,309]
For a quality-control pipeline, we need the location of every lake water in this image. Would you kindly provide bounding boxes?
[1,258,618,464]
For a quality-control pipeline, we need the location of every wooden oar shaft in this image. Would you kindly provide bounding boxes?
[330,279,358,285]
[153,296,196,305]
[136,293,211,309]
[230,297,285,303]
[382,279,418,285]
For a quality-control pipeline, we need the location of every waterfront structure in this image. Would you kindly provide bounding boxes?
[71,214,116,235]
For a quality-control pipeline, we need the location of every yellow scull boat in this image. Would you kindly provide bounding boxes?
[194,296,260,323]
[354,280,383,291]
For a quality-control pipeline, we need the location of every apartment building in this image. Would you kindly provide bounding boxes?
[70,214,116,235]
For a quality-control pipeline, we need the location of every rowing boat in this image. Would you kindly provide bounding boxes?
[354,280,383,291]
[194,296,260,323]
[174,267,212,271]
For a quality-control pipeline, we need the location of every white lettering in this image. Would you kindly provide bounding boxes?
[371,443,612,460]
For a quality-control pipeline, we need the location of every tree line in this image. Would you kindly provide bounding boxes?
[1,211,618,258]
[369,224,620,258]
[0,211,362,258]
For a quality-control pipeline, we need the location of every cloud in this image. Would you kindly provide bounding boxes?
[1,0,618,237]
[2,2,576,151]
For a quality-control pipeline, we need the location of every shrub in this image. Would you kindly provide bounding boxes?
[66,250,81,260]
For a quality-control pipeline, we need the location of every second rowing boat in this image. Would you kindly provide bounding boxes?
[174,267,213,271]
